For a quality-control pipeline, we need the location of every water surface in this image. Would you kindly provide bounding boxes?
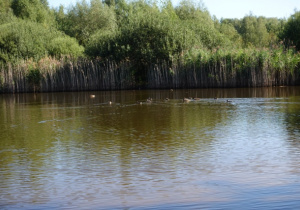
[1,87,300,209]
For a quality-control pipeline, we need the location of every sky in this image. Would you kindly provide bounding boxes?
[49,0,300,19]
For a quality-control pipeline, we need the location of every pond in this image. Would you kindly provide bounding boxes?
[1,87,300,209]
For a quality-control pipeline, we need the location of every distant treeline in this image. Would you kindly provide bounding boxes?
[0,0,300,92]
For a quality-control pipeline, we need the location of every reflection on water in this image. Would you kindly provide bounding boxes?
[1,87,300,209]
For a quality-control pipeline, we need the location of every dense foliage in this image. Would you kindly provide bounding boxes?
[0,0,84,63]
[0,0,300,92]
[0,0,299,63]
[281,11,300,50]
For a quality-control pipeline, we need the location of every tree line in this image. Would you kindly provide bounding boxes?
[0,0,300,92]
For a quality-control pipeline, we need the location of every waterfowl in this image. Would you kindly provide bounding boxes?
[183,97,192,102]
[108,101,112,105]
[226,99,232,103]
[90,95,96,98]
[165,98,169,101]
[146,97,152,103]
[193,98,201,100]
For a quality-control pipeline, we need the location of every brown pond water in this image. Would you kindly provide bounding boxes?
[1,87,300,209]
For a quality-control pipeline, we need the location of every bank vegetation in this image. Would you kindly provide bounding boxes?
[1,0,300,92]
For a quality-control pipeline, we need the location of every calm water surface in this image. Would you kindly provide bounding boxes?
[1,87,300,209]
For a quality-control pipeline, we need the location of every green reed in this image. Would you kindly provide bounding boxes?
[1,47,300,93]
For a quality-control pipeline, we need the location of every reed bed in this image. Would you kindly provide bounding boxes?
[147,48,300,89]
[1,48,300,93]
[0,57,135,93]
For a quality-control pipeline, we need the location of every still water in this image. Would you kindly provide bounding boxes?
[1,87,300,209]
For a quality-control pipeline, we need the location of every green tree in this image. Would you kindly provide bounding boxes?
[175,0,225,49]
[264,17,284,45]
[11,0,55,26]
[0,6,17,25]
[240,15,269,47]
[86,0,188,62]
[54,5,66,32]
[281,11,300,50]
[0,19,83,62]
[59,0,116,46]
[0,0,12,12]
[218,22,242,48]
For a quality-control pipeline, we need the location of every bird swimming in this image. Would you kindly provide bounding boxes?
[183,97,193,102]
